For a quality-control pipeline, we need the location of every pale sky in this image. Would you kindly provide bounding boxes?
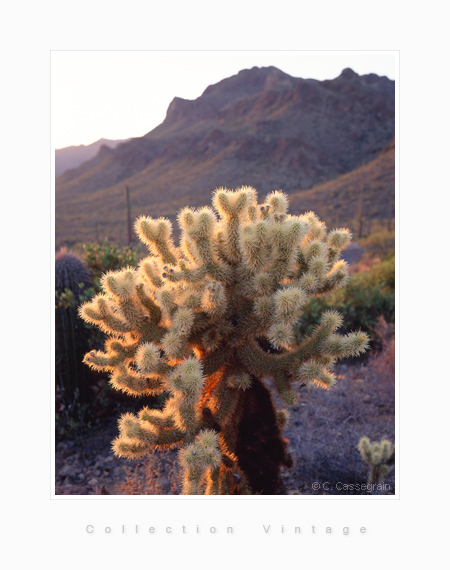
[52,51,396,150]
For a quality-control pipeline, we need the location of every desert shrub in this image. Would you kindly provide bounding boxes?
[82,240,144,287]
[361,229,395,259]
[367,316,395,384]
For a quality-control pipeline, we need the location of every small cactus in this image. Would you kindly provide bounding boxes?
[358,436,395,489]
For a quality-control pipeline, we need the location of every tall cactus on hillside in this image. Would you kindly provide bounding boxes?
[80,187,369,494]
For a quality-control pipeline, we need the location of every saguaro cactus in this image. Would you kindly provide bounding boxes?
[55,250,93,407]
[80,187,369,494]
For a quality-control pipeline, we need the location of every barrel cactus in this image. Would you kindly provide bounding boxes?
[56,249,92,297]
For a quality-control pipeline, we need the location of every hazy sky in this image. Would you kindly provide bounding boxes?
[52,51,396,150]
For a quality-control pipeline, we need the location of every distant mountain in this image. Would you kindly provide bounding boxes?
[55,66,394,247]
[55,138,131,178]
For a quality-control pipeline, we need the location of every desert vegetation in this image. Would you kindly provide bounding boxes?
[55,187,395,495]
[55,67,394,249]
[54,67,395,495]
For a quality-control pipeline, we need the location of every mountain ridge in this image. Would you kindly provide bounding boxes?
[55,137,131,178]
[55,66,394,248]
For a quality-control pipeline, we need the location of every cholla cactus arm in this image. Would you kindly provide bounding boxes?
[80,186,370,495]
[179,430,223,494]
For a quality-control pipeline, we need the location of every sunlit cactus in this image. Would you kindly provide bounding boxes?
[358,436,395,488]
[80,186,369,494]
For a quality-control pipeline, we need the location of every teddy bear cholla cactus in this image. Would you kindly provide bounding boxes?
[79,186,369,494]
[358,437,395,489]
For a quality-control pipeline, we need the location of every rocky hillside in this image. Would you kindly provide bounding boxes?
[55,66,394,247]
[289,137,395,232]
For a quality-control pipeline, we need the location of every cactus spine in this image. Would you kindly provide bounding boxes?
[80,187,369,494]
